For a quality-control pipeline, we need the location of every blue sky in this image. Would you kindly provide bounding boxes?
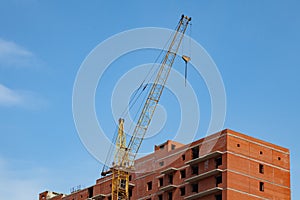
[0,1,299,199]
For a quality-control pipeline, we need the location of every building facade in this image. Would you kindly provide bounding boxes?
[39,129,291,200]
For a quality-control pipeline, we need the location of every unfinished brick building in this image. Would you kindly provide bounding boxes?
[39,129,291,200]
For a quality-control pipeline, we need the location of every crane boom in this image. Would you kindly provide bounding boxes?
[126,14,191,168]
[106,15,191,200]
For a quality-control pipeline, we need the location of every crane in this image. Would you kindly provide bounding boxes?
[101,14,191,200]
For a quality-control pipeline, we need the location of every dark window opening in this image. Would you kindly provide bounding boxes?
[215,194,222,200]
[88,187,93,198]
[215,157,222,168]
[146,198,151,200]
[259,164,264,174]
[180,187,186,196]
[182,154,186,161]
[158,194,163,200]
[171,144,176,150]
[108,197,111,200]
[129,188,132,197]
[168,192,173,200]
[278,157,281,160]
[129,175,132,181]
[168,174,173,184]
[159,177,163,187]
[260,151,263,155]
[180,169,186,179]
[237,144,240,147]
[191,165,199,175]
[259,182,264,192]
[192,146,199,159]
[147,181,152,191]
[191,183,198,193]
[159,161,164,166]
[216,175,222,186]
[160,145,165,150]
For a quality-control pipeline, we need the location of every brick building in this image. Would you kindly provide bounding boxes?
[39,129,291,200]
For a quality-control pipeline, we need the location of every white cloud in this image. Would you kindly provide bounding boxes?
[0,84,23,106]
[0,84,46,108]
[0,39,33,56]
[0,38,37,68]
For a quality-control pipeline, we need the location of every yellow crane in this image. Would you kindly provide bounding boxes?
[101,14,191,200]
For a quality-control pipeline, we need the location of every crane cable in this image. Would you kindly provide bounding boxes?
[119,28,176,120]
[118,26,178,135]
[184,23,192,86]
[101,125,119,174]
[101,22,183,174]
[125,25,180,138]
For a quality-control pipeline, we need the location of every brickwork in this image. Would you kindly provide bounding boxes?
[39,129,290,200]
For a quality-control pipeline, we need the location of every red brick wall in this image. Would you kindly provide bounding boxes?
[226,129,291,200]
[39,129,290,200]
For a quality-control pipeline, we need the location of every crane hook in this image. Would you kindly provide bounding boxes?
[182,55,191,86]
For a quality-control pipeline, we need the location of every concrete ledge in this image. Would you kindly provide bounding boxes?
[159,184,178,191]
[184,187,223,200]
[185,151,223,165]
[185,169,223,183]
[160,167,178,174]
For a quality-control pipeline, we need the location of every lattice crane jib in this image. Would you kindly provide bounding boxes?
[110,15,191,200]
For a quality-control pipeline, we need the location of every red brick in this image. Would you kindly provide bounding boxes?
[39,129,291,200]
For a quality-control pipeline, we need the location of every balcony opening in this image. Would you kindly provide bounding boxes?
[191,183,198,193]
[215,157,222,168]
[158,194,163,200]
[259,164,264,174]
[192,146,199,159]
[168,174,173,184]
[180,169,186,179]
[259,182,264,192]
[191,165,199,175]
[182,154,186,161]
[147,181,152,191]
[168,192,173,200]
[88,187,93,198]
[129,188,132,197]
[216,175,222,186]
[180,187,186,196]
[159,177,163,187]
[215,194,222,200]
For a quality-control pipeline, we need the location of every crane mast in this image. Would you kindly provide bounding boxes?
[106,15,191,200]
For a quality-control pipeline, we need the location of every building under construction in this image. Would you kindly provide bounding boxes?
[41,15,290,200]
[39,129,291,200]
